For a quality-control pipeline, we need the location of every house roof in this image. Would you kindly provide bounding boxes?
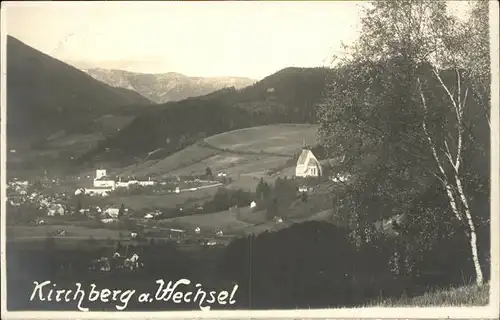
[96,176,116,181]
[297,149,311,165]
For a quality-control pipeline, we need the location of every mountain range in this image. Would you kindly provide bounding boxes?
[83,68,256,103]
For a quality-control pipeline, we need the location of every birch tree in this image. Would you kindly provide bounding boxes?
[416,67,484,285]
[318,0,490,286]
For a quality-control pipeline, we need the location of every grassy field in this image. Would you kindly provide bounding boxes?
[368,283,490,307]
[159,209,253,234]
[204,124,318,155]
[7,224,126,240]
[119,144,219,177]
[93,114,136,134]
[108,187,219,211]
[171,154,288,179]
[124,124,317,178]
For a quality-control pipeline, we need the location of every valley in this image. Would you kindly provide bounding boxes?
[4,0,493,309]
[7,123,333,248]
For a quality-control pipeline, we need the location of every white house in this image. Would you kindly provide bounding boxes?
[104,207,120,218]
[47,204,65,216]
[83,188,113,196]
[298,186,309,193]
[331,174,350,183]
[94,178,116,190]
[295,149,322,178]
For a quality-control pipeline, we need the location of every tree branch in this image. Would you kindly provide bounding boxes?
[432,67,460,120]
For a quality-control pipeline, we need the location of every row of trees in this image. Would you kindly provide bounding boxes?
[317,0,491,286]
[255,177,312,220]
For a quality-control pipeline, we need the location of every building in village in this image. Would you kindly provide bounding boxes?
[104,207,121,218]
[79,187,112,197]
[77,169,158,196]
[93,169,117,190]
[295,148,322,178]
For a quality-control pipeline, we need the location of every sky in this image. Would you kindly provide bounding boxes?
[4,1,470,80]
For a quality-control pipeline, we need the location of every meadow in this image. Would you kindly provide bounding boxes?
[159,209,253,234]
[6,224,125,241]
[204,124,318,155]
[108,187,218,211]
[118,124,318,192]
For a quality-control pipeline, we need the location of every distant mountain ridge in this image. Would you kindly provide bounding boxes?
[83,68,256,103]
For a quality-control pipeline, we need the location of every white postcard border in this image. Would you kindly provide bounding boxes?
[0,1,498,319]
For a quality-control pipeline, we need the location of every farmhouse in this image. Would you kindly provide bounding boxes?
[104,207,120,218]
[47,204,66,216]
[295,149,322,178]
[298,186,309,193]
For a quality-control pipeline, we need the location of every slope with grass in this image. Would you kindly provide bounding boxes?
[160,209,253,234]
[204,124,318,155]
[368,283,490,307]
[118,124,318,187]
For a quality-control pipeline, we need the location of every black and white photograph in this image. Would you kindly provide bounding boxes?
[1,1,499,318]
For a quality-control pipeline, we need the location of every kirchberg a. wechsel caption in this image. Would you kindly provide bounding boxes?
[30,278,239,311]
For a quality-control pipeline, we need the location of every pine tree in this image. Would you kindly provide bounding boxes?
[118,204,125,217]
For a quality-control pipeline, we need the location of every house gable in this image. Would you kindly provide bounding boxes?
[295,149,322,177]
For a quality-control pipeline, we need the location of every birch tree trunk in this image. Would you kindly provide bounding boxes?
[417,68,484,286]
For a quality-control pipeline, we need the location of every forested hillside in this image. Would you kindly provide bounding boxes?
[76,67,330,166]
[6,36,153,149]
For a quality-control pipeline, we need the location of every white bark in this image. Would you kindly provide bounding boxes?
[417,78,463,222]
[454,172,484,286]
[417,72,484,286]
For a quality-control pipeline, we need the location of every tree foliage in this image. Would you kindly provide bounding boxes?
[318,0,490,285]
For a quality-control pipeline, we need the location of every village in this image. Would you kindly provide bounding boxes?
[4,0,493,311]
[6,146,352,274]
